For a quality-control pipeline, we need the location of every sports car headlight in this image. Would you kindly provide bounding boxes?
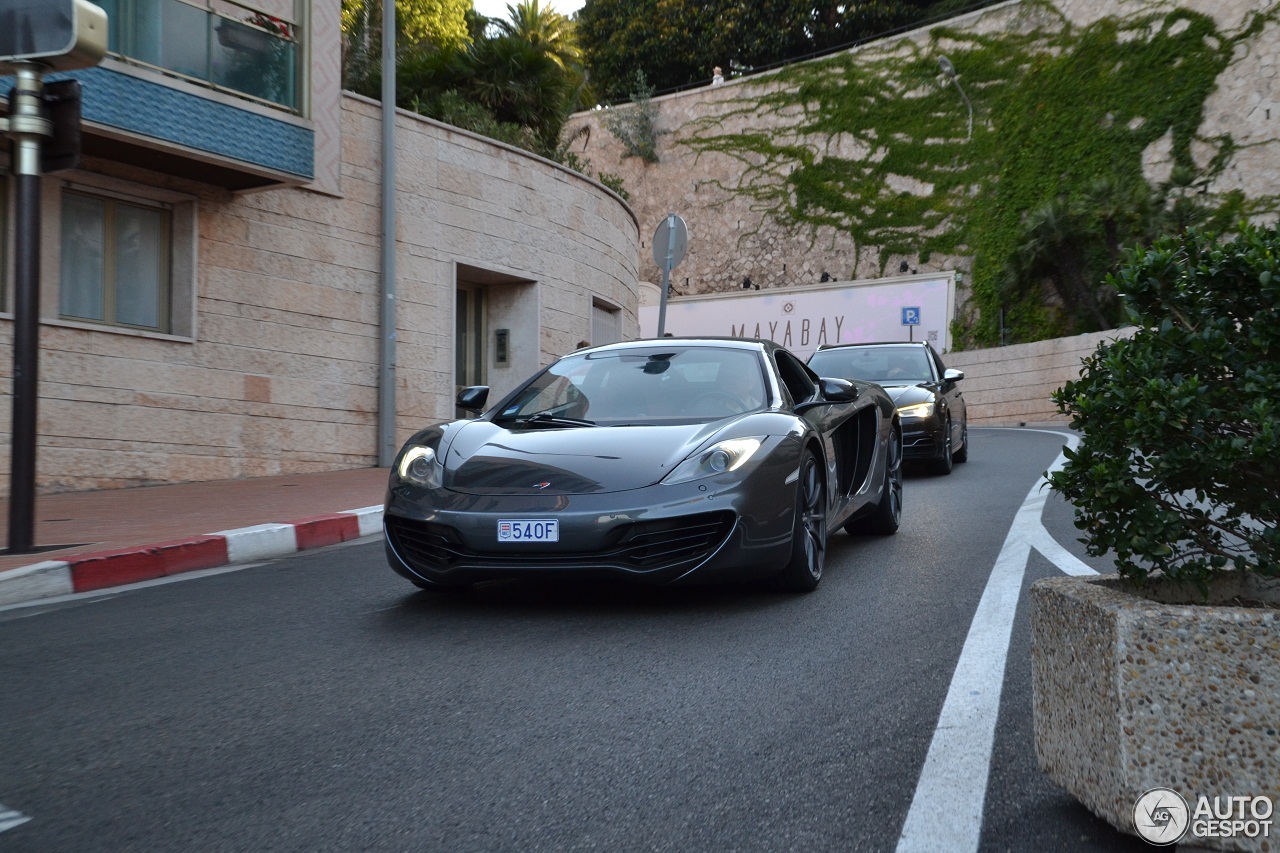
[398,445,443,489]
[897,402,935,419]
[663,438,764,485]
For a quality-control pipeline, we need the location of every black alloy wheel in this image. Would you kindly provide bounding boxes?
[953,421,969,463]
[930,417,954,475]
[776,449,827,592]
[861,423,903,535]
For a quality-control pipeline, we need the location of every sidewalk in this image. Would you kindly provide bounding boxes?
[0,467,390,607]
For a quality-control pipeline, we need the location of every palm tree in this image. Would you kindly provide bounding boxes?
[463,35,573,150]
[494,0,583,71]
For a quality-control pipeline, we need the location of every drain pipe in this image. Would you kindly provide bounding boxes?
[377,0,397,467]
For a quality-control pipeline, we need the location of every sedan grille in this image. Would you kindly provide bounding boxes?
[386,512,735,575]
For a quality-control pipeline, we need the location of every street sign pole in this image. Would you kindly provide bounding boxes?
[1,0,107,552]
[652,213,688,338]
[6,64,50,553]
[657,215,675,336]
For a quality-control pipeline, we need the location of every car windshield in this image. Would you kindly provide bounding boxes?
[808,346,933,385]
[494,346,769,426]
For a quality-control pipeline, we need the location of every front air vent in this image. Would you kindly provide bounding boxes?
[385,512,735,575]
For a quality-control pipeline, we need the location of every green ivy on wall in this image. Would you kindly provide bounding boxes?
[678,1,1279,348]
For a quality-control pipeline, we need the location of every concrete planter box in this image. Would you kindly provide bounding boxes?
[1030,573,1280,851]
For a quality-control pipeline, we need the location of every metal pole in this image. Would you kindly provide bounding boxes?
[7,64,51,554]
[376,0,398,466]
[953,78,974,142]
[937,55,974,142]
[655,213,675,337]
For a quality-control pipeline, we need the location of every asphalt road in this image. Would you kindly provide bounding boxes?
[0,428,1152,852]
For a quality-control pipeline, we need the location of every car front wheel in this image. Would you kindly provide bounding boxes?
[775,449,827,592]
[861,423,903,535]
[929,418,954,475]
[953,421,969,464]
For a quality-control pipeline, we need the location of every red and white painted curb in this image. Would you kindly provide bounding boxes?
[0,505,383,607]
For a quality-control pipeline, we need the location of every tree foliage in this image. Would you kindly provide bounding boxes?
[672,6,1276,346]
[998,175,1245,337]
[404,35,577,154]
[1048,224,1280,592]
[602,72,662,163]
[577,0,954,101]
[342,0,471,89]
[342,1,622,189]
[494,0,583,70]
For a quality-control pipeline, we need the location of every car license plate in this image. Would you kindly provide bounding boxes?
[497,519,559,543]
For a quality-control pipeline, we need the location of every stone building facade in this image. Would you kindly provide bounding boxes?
[0,0,638,496]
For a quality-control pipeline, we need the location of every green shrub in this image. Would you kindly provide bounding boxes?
[1049,224,1280,591]
[603,71,663,164]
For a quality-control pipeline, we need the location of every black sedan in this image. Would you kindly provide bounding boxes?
[384,338,903,593]
[807,341,968,475]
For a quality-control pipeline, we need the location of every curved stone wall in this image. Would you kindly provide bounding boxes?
[0,95,638,494]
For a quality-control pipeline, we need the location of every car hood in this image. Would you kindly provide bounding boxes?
[880,383,937,406]
[441,420,737,495]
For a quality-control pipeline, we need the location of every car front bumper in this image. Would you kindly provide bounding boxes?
[900,416,945,461]
[383,452,800,588]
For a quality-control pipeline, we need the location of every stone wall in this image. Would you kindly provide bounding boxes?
[945,327,1137,424]
[567,0,1278,312]
[0,97,638,495]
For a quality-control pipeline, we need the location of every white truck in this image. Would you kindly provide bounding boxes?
[638,271,957,361]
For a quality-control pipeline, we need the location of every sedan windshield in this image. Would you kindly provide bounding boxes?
[809,346,933,385]
[494,346,769,426]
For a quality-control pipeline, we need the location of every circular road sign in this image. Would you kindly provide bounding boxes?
[652,214,688,270]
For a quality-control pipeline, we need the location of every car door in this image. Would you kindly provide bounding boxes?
[774,347,869,524]
[931,346,966,447]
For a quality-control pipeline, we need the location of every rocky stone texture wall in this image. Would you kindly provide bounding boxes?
[944,327,1137,424]
[568,0,1278,310]
[0,97,637,495]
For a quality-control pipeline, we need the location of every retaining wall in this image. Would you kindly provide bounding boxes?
[945,328,1138,424]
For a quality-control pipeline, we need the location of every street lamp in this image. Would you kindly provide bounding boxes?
[937,54,973,142]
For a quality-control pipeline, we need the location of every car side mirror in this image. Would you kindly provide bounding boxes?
[819,377,858,402]
[943,368,964,383]
[456,385,489,412]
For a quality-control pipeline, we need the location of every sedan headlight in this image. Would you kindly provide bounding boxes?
[398,445,443,489]
[663,437,764,485]
[897,402,935,419]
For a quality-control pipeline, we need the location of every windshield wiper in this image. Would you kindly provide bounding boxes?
[505,412,597,429]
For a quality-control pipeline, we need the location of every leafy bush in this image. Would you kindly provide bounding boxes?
[1049,224,1280,591]
[603,71,663,163]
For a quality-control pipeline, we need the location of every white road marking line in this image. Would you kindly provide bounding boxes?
[0,804,32,833]
[896,430,1093,853]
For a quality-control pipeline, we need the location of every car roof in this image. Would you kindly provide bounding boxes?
[813,341,930,350]
[569,337,776,357]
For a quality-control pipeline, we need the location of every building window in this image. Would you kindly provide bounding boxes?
[59,189,172,333]
[89,0,302,113]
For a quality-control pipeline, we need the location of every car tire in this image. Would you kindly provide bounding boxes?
[774,449,827,592]
[859,422,903,535]
[953,420,969,463]
[929,418,954,475]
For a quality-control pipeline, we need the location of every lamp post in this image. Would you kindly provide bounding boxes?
[937,54,973,142]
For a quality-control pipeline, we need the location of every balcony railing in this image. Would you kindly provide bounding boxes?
[91,0,301,113]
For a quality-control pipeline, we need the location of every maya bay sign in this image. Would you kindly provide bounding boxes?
[639,272,957,359]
